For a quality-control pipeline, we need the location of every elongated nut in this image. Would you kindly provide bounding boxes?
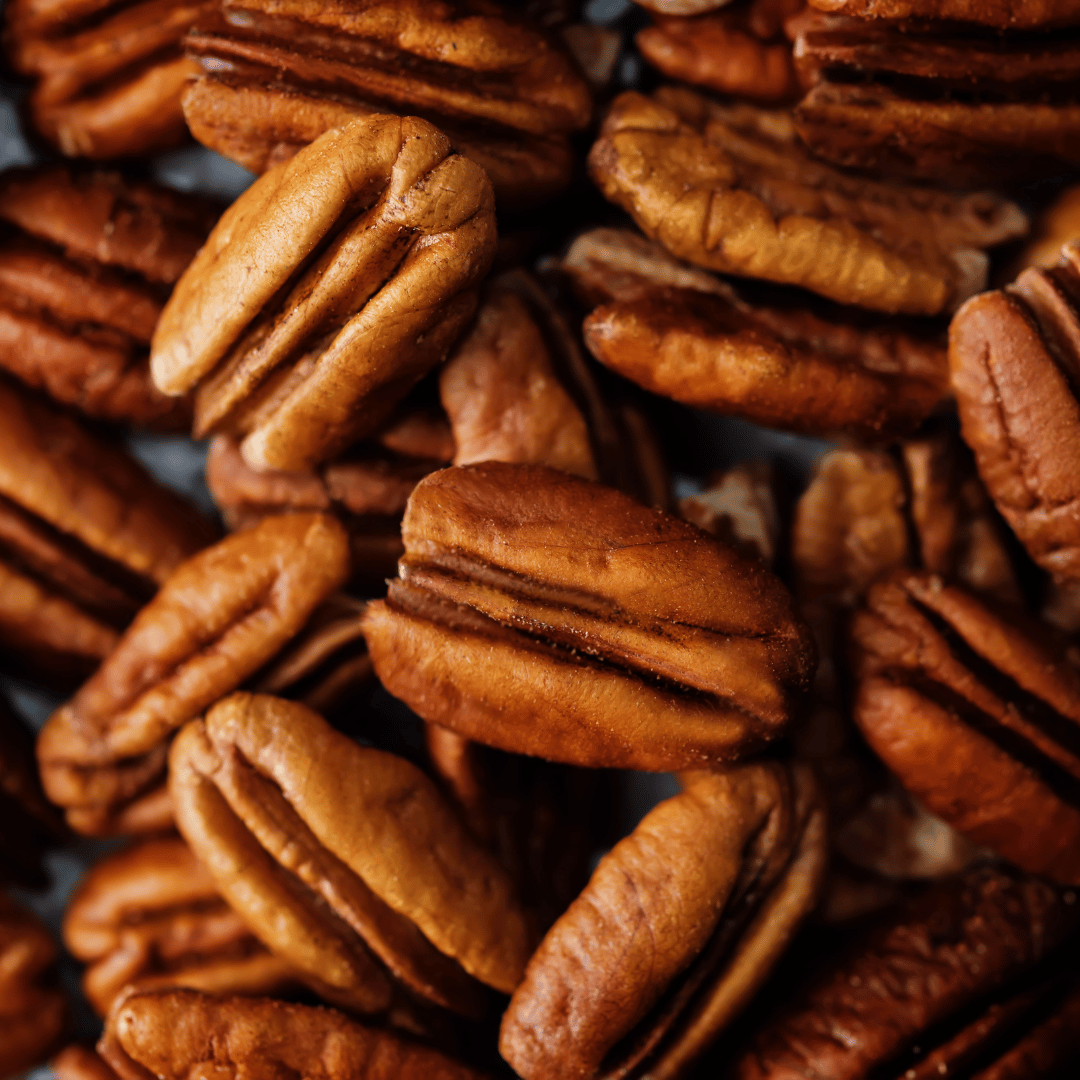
[362,462,815,770]
[37,513,349,835]
[151,114,496,473]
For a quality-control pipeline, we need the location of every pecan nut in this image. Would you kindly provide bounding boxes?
[362,462,815,770]
[52,1046,122,1080]
[151,115,496,473]
[1016,185,1080,272]
[168,693,534,1018]
[500,761,826,1080]
[679,462,781,567]
[37,512,350,835]
[806,0,1080,28]
[588,87,1027,315]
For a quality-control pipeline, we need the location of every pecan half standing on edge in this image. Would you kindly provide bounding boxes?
[362,463,816,771]
[151,114,496,474]
[588,87,1027,315]
[36,512,350,836]
[168,693,534,1020]
[500,761,826,1080]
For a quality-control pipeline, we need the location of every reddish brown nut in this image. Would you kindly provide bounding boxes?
[181,0,591,208]
[362,462,815,771]
[588,87,1026,316]
[806,0,1080,27]
[169,693,533,1019]
[52,1045,122,1080]
[100,989,488,1080]
[633,0,742,12]
[151,115,496,473]
[500,761,826,1080]
[36,512,350,836]
[1015,186,1080,273]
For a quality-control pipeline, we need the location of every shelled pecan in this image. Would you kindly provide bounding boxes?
[806,0,1080,28]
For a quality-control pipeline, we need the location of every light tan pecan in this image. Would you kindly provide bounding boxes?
[151,115,496,473]
[36,512,350,835]
[678,462,780,566]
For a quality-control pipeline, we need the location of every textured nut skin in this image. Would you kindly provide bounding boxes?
[64,837,298,1016]
[951,243,1080,581]
[37,513,349,835]
[501,762,826,1080]
[589,88,1026,315]
[807,0,1080,26]
[850,570,1080,885]
[363,462,815,770]
[152,114,496,473]
[169,693,533,1018]
[100,989,487,1080]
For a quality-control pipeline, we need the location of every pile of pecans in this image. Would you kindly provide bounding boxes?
[3,0,1080,1078]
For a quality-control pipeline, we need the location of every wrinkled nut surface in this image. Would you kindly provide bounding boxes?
[807,0,1080,27]
[569,227,949,439]
[37,512,349,835]
[152,114,496,473]
[501,761,826,1080]
[64,836,298,1016]
[362,462,815,770]
[951,242,1080,581]
[588,87,1027,315]
[169,693,533,1019]
[732,867,1080,1080]
[100,989,487,1080]
[850,570,1080,885]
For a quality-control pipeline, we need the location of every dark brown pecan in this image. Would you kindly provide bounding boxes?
[169,693,533,1019]
[36,512,350,835]
[806,0,1080,27]
[181,0,592,208]
[500,762,826,1080]
[732,867,1080,1080]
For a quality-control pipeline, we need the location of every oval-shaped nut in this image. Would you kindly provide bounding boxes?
[64,836,298,1016]
[152,114,496,473]
[169,693,533,1018]
[37,513,349,834]
[500,761,826,1080]
[99,989,488,1080]
[362,463,815,770]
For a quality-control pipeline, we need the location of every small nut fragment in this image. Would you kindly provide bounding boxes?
[678,462,780,567]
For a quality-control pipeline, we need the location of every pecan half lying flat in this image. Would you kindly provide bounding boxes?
[37,513,350,835]
[732,867,1080,1080]
[850,570,1080,885]
[362,462,815,770]
[169,693,533,1019]
[151,115,496,473]
[588,87,1027,315]
[0,167,215,429]
[500,761,826,1080]
[950,242,1080,582]
[181,0,591,208]
[807,0,1080,28]
[101,989,487,1080]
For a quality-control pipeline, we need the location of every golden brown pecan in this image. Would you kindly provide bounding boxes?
[64,836,299,1016]
[52,1045,122,1080]
[169,693,533,1019]
[100,989,488,1080]
[0,893,66,1078]
[0,379,214,683]
[732,867,1080,1080]
[4,0,208,158]
[588,88,1027,315]
[0,167,216,429]
[500,761,826,1080]
[951,242,1080,582]
[806,0,1080,27]
[362,462,815,770]
[151,115,496,473]
[567,228,949,439]
[36,512,350,835]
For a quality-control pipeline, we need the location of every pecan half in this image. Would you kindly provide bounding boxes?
[37,512,350,835]
[588,87,1027,315]
[806,0,1080,28]
[169,693,533,1018]
[950,242,1080,582]
[500,761,826,1080]
[732,867,1080,1080]
[850,570,1080,884]
[151,115,496,473]
[362,462,815,770]
[0,167,216,429]
[100,989,488,1080]
[181,0,591,208]
[64,836,298,1016]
